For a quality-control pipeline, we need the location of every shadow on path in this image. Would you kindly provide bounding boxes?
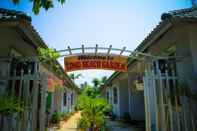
[106,120,144,131]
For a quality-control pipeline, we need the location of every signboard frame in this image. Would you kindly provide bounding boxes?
[64,53,128,72]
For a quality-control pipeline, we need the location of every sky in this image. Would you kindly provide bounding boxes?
[0,0,192,86]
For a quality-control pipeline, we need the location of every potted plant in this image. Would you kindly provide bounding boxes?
[51,111,61,128]
[134,75,144,91]
[0,95,24,130]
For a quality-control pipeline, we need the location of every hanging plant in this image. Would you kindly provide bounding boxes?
[133,75,144,91]
[37,47,64,76]
[37,47,60,62]
[0,96,24,116]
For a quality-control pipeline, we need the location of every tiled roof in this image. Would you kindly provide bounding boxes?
[0,8,31,21]
[136,7,197,52]
[161,7,197,20]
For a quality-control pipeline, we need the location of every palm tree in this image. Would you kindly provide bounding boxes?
[92,78,101,89]
[77,94,111,130]
[80,81,88,89]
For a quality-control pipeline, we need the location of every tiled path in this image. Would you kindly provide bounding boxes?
[56,112,81,131]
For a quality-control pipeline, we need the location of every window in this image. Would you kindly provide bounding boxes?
[106,91,109,102]
[113,87,118,104]
[63,91,67,106]
[71,93,73,105]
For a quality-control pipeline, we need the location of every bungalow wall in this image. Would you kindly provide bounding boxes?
[0,26,48,131]
[112,83,120,117]
[0,12,79,131]
[140,21,197,130]
[60,85,78,113]
[0,26,37,57]
[144,22,194,85]
[128,72,145,121]
[146,23,196,90]
[106,73,130,118]
[53,88,63,112]
[0,25,55,131]
[0,26,38,94]
[61,87,69,112]
[118,77,129,117]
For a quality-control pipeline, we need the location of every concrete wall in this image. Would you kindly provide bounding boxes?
[105,73,130,118]
[61,88,76,113]
[119,77,129,117]
[0,26,46,131]
[0,27,37,57]
[140,21,197,129]
[146,22,197,95]
[111,83,120,117]
[128,72,145,121]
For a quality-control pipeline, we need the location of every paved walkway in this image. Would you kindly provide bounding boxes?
[106,120,144,131]
[56,112,81,131]
[55,112,144,131]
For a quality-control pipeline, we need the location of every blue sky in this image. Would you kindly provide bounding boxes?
[0,0,191,86]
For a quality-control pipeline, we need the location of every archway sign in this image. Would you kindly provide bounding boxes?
[57,44,163,72]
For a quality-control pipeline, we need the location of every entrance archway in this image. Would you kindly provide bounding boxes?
[40,44,180,131]
[54,45,169,72]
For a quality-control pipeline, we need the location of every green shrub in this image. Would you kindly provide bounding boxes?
[61,112,67,118]
[51,111,61,124]
[77,117,91,130]
[77,95,110,130]
[61,112,72,121]
[0,96,24,116]
[76,86,111,130]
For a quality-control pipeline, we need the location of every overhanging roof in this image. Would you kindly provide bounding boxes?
[102,7,197,89]
[0,8,79,91]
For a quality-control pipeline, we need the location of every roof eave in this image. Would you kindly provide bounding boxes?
[102,20,173,89]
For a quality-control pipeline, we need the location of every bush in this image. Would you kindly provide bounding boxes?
[76,86,110,130]
[0,96,24,116]
[51,111,61,124]
[77,96,110,130]
[77,117,91,130]
[61,112,72,121]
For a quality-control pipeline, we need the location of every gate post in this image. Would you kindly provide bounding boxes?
[32,80,39,131]
[40,74,47,131]
[143,70,151,131]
